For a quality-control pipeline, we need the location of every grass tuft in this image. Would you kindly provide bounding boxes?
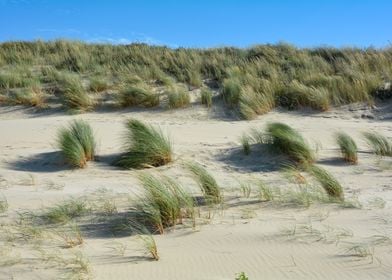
[136,173,195,234]
[166,86,190,109]
[186,162,222,204]
[222,78,241,108]
[57,120,96,168]
[116,119,172,169]
[89,77,110,92]
[200,88,213,108]
[139,234,159,260]
[0,193,8,213]
[265,122,315,164]
[41,199,90,224]
[363,131,392,157]
[61,75,93,111]
[335,132,358,164]
[307,165,344,201]
[6,85,46,108]
[117,85,159,108]
[240,134,251,155]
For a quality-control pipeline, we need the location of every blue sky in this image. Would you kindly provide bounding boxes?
[0,0,391,48]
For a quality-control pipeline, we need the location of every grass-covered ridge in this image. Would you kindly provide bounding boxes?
[0,40,391,118]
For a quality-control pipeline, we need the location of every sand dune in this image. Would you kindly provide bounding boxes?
[1,103,392,280]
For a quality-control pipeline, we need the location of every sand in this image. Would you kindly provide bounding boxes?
[0,102,392,280]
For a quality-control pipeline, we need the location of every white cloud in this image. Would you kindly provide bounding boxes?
[87,33,178,48]
[34,28,178,47]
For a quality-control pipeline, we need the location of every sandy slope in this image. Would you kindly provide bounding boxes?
[0,103,391,280]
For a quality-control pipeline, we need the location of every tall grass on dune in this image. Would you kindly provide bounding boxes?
[6,85,46,108]
[57,120,96,168]
[61,76,93,111]
[117,85,159,108]
[89,77,110,92]
[166,86,190,109]
[116,119,172,169]
[265,122,315,164]
[307,165,344,201]
[200,88,213,108]
[0,72,38,89]
[222,78,241,108]
[136,173,195,234]
[1,41,392,116]
[239,87,276,120]
[335,132,358,164]
[186,162,222,204]
[363,131,392,157]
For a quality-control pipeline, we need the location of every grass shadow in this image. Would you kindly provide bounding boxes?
[8,151,71,172]
[317,157,353,167]
[215,144,287,172]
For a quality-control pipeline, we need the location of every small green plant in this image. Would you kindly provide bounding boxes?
[363,131,392,157]
[335,132,358,164]
[257,180,274,201]
[139,234,159,261]
[239,181,252,198]
[186,162,222,204]
[307,165,344,201]
[167,86,190,109]
[0,194,8,213]
[57,223,84,248]
[240,134,251,155]
[115,119,172,169]
[200,88,213,108]
[265,122,315,164]
[57,120,96,168]
[117,85,159,107]
[41,199,90,224]
[235,272,249,280]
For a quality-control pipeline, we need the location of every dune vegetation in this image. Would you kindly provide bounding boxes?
[264,122,315,164]
[307,165,344,201]
[363,131,392,157]
[136,173,195,234]
[186,162,222,204]
[335,132,358,164]
[57,120,96,168]
[0,41,391,118]
[115,119,173,169]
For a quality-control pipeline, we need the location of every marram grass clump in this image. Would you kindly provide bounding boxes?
[61,75,93,111]
[136,173,195,234]
[57,120,96,168]
[335,132,358,164]
[240,134,251,155]
[89,77,110,92]
[117,85,159,108]
[166,86,190,109]
[186,162,222,204]
[116,119,172,169]
[307,165,344,201]
[265,122,315,164]
[200,88,213,108]
[363,131,392,157]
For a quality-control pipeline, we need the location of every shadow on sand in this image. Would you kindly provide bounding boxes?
[8,151,72,172]
[216,144,287,173]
